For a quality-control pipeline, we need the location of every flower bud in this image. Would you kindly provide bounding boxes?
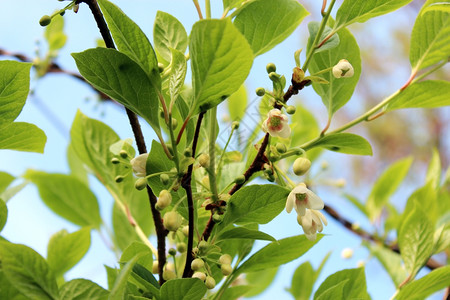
[115,175,124,183]
[255,87,265,96]
[276,143,287,154]
[221,264,233,276]
[160,174,170,185]
[192,271,206,281]
[171,118,178,130]
[286,106,296,115]
[119,150,128,158]
[183,148,192,157]
[269,72,280,82]
[177,242,187,253]
[59,10,65,16]
[212,213,222,223]
[219,254,232,265]
[232,121,240,130]
[266,63,276,73]
[181,225,189,237]
[156,190,172,210]
[198,153,210,168]
[163,269,176,280]
[269,152,280,162]
[166,144,174,156]
[341,248,354,259]
[292,67,305,84]
[205,276,216,289]
[152,261,159,274]
[235,175,246,185]
[130,153,148,177]
[198,240,209,252]
[39,15,52,27]
[168,248,177,256]
[111,157,120,164]
[135,178,147,190]
[163,211,182,231]
[158,63,165,73]
[191,258,205,271]
[332,59,354,78]
[201,176,210,190]
[293,157,311,176]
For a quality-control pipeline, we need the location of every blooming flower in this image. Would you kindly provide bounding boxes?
[285,183,324,216]
[130,153,148,177]
[332,59,354,78]
[262,109,291,138]
[297,209,328,241]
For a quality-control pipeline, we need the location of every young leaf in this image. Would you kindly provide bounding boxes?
[24,171,102,228]
[235,235,322,274]
[0,60,32,128]
[365,157,413,222]
[0,171,15,194]
[153,11,188,62]
[315,280,347,300]
[98,0,160,84]
[290,105,322,161]
[398,203,434,278]
[0,122,46,153]
[216,227,276,242]
[67,143,88,185]
[190,19,253,113]
[425,148,441,189]
[289,261,315,300]
[233,0,309,56]
[313,267,370,300]
[397,266,450,300]
[120,241,153,270]
[72,49,160,133]
[410,0,450,70]
[44,15,66,52]
[168,48,187,102]
[217,185,290,232]
[306,133,372,156]
[422,2,450,13]
[221,286,253,300]
[47,227,91,277]
[223,0,244,10]
[244,267,278,297]
[59,279,109,300]
[307,22,361,116]
[0,198,7,232]
[227,84,247,122]
[385,80,450,111]
[109,254,144,300]
[334,0,413,30]
[0,242,59,300]
[307,22,340,54]
[160,278,206,300]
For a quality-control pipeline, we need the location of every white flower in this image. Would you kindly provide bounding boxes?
[297,209,328,241]
[285,183,324,216]
[262,109,291,138]
[341,248,354,259]
[130,153,148,177]
[332,59,354,78]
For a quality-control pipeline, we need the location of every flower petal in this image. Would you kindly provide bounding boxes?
[306,190,324,210]
[277,124,291,138]
[285,192,295,213]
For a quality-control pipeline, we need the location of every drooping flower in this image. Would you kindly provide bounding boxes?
[262,109,291,138]
[332,59,354,78]
[297,209,328,241]
[285,183,324,216]
[130,153,148,177]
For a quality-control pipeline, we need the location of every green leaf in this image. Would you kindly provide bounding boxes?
[60,279,109,300]
[216,227,276,242]
[425,148,441,189]
[0,269,26,300]
[190,19,253,113]
[0,242,59,300]
[308,21,361,116]
[314,268,370,300]
[244,267,278,297]
[233,0,309,56]
[98,0,160,84]
[344,194,368,217]
[168,48,187,102]
[290,105,321,161]
[217,185,290,232]
[120,241,153,270]
[227,84,247,122]
[363,241,406,287]
[235,235,322,274]
[0,171,15,194]
[130,264,160,298]
[47,228,91,277]
[334,0,413,29]
[24,171,102,228]
[433,221,450,254]
[397,266,450,300]
[398,203,434,278]
[289,261,315,300]
[0,60,32,128]
[410,0,450,70]
[315,280,347,300]
[366,157,413,221]
[67,143,88,185]
[0,122,46,153]
[160,278,206,300]
[153,11,188,63]
[109,254,144,300]
[72,49,160,133]
[223,0,244,10]
[422,2,450,13]
[221,285,253,300]
[45,15,66,52]
[386,80,450,111]
[307,22,340,53]
[307,133,372,156]
[0,198,7,232]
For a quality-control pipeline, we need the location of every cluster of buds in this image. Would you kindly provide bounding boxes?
[191,258,216,289]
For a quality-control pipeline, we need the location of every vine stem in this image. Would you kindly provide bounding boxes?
[79,0,167,285]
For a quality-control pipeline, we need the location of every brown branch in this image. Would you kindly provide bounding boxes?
[181,112,204,278]
[79,0,167,284]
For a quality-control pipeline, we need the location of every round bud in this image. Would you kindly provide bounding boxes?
[198,241,209,252]
[276,143,287,154]
[163,211,182,231]
[268,152,280,162]
[115,175,124,183]
[212,213,222,223]
[192,271,206,281]
[255,87,265,96]
[219,254,232,265]
[111,157,120,164]
[191,258,205,271]
[181,225,189,237]
[152,261,159,274]
[266,63,276,74]
[205,276,216,289]
[160,174,170,185]
[168,248,177,256]
[268,72,280,82]
[235,175,246,185]
[119,150,128,158]
[135,178,147,190]
[286,105,296,115]
[231,121,240,130]
[293,157,311,176]
[39,15,52,27]
[158,63,165,73]
[221,264,233,276]
[157,190,172,210]
[176,242,187,253]
[183,148,192,157]
[266,173,275,182]
[198,153,210,168]
[163,269,176,280]
[171,118,178,130]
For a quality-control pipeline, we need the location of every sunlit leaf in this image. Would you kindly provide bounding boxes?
[306,133,372,156]
[153,11,188,63]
